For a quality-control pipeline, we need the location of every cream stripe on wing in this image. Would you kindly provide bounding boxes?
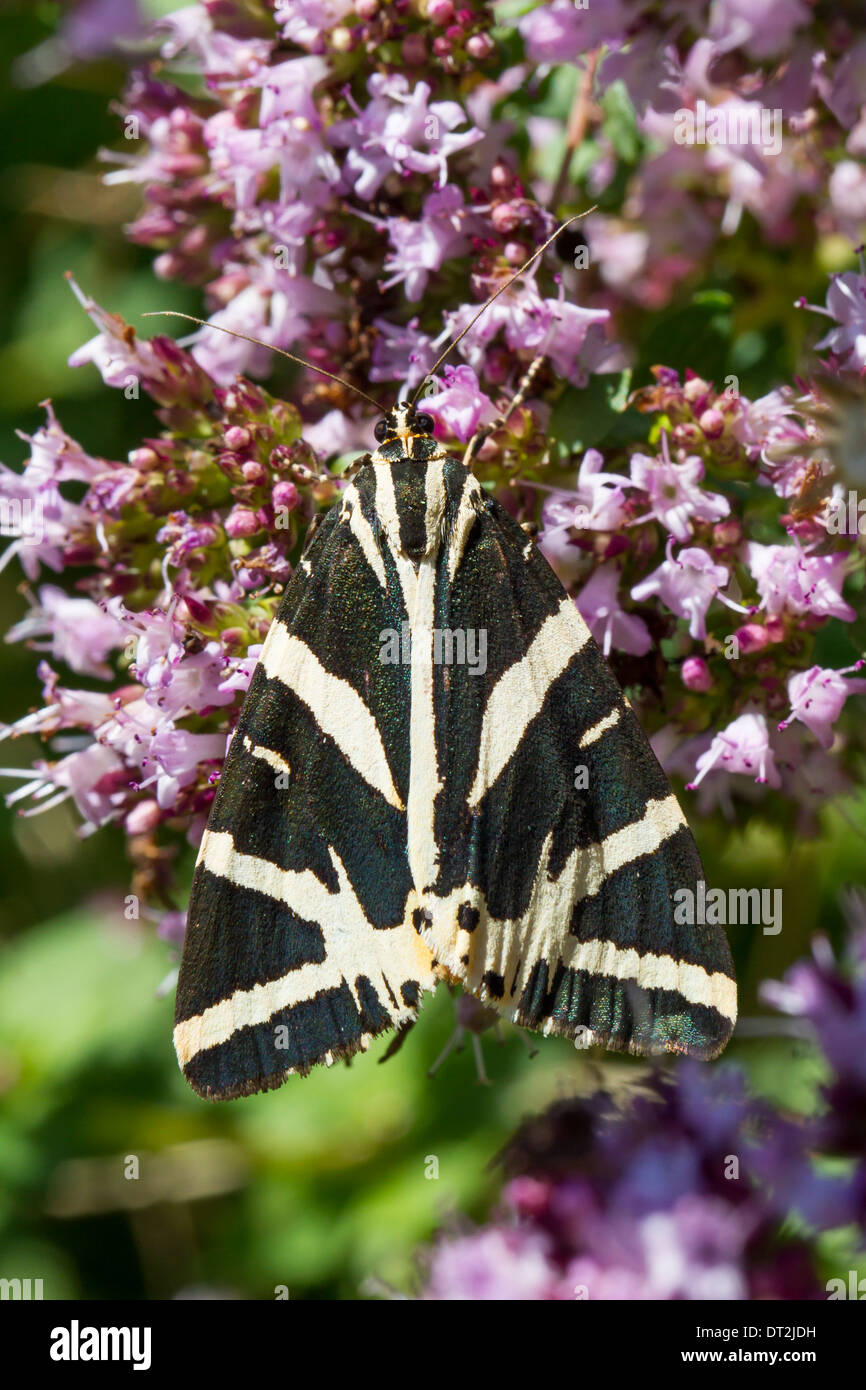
[467,596,592,808]
[176,831,435,1065]
[374,464,417,614]
[423,459,447,556]
[577,705,622,749]
[399,464,449,893]
[242,735,291,779]
[406,554,442,893]
[447,471,482,579]
[418,795,736,1025]
[372,463,401,551]
[560,793,687,901]
[342,484,387,589]
[261,620,403,810]
[558,938,737,1020]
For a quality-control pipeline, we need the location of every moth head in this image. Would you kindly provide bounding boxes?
[373,402,435,445]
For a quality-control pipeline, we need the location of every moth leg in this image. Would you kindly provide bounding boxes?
[427,1025,466,1078]
[462,352,546,470]
[513,1027,539,1060]
[470,1034,493,1087]
[428,993,501,1081]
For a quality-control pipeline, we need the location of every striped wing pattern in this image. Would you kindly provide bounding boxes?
[175,434,736,1099]
[423,482,736,1057]
[174,505,435,1099]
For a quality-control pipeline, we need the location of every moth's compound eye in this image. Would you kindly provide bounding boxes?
[374,418,391,443]
[415,412,434,434]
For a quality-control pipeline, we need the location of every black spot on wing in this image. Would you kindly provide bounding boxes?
[482,970,505,999]
[458,902,480,933]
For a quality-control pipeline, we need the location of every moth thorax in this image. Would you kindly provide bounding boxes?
[382,460,445,561]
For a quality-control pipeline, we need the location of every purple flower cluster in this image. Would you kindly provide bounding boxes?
[1,285,334,927]
[419,919,866,1301]
[540,365,865,811]
[518,1,864,303]
[2,0,866,924]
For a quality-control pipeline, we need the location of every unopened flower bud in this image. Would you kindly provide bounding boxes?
[272,480,300,511]
[699,408,725,439]
[735,623,771,653]
[224,425,251,450]
[330,25,353,51]
[180,225,208,255]
[125,800,161,835]
[484,348,511,384]
[672,422,702,448]
[491,202,522,234]
[681,656,713,692]
[466,33,495,60]
[154,252,183,280]
[225,507,261,538]
[128,447,160,470]
[682,376,711,403]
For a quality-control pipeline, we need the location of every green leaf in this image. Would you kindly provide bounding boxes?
[637,294,734,384]
[549,370,635,457]
[601,81,641,164]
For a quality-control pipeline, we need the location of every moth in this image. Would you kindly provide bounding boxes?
[158,229,737,1101]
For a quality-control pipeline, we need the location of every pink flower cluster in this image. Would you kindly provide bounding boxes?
[1,285,335,925]
[536,363,864,812]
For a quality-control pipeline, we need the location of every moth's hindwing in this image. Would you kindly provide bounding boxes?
[174,498,436,1100]
[418,459,736,1060]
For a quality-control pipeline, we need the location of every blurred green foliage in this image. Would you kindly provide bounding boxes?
[0,2,864,1302]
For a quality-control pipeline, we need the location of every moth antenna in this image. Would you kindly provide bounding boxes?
[409,208,596,408]
[141,310,389,414]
